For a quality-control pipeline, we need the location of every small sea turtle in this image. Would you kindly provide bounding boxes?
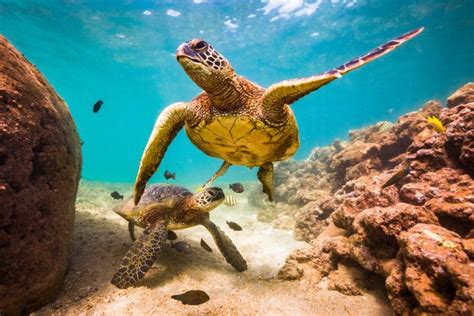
[133,28,424,204]
[112,184,247,289]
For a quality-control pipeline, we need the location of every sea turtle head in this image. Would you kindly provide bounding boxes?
[192,187,225,212]
[176,39,234,91]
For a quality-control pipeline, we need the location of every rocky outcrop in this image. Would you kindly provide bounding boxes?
[447,82,474,108]
[249,145,338,241]
[277,83,474,314]
[0,36,82,314]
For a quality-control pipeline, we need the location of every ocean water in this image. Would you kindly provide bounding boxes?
[0,0,473,185]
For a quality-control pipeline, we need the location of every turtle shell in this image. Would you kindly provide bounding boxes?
[138,184,192,206]
[185,112,299,167]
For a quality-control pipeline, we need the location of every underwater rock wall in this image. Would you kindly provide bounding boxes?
[0,36,82,314]
[249,145,339,241]
[273,83,474,315]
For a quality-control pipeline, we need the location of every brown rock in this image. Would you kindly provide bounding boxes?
[294,200,330,242]
[354,203,438,250]
[278,238,338,282]
[399,224,471,314]
[327,262,376,296]
[332,177,399,231]
[447,82,474,108]
[275,83,474,315]
[462,239,474,259]
[385,259,417,315]
[329,141,379,186]
[0,36,81,314]
[443,103,474,173]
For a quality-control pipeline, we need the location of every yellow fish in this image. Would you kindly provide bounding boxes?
[426,116,445,133]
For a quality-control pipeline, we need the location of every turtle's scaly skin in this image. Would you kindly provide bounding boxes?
[112,184,247,289]
[111,221,168,289]
[133,28,424,204]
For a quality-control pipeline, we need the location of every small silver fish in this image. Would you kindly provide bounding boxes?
[171,290,210,305]
[110,191,123,200]
[164,170,176,180]
[226,221,242,231]
[174,241,191,254]
[200,239,212,252]
[382,162,411,189]
[229,183,244,193]
[167,230,177,241]
[223,195,237,206]
[92,100,103,113]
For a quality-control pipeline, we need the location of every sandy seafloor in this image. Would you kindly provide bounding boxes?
[34,181,393,315]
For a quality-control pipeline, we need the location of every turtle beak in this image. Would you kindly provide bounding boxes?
[176,43,200,63]
[213,188,225,202]
[207,187,225,202]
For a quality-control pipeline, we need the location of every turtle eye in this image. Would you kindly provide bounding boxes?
[194,40,207,51]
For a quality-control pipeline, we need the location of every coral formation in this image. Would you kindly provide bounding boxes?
[0,36,82,314]
[271,83,474,314]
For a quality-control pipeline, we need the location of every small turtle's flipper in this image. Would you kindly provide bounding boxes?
[134,102,188,205]
[111,221,167,289]
[128,222,136,241]
[257,162,274,202]
[261,27,424,123]
[201,161,231,189]
[201,217,247,272]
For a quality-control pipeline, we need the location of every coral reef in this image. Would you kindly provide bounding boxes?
[0,36,82,314]
[274,83,474,315]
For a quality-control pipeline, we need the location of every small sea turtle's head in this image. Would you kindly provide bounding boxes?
[192,187,225,212]
[176,39,234,91]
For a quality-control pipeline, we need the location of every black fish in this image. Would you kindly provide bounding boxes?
[110,191,123,200]
[174,241,191,254]
[382,163,411,189]
[92,100,103,113]
[229,183,244,193]
[200,239,212,252]
[167,230,178,241]
[171,290,210,305]
[164,170,176,180]
[226,221,242,231]
[80,140,84,146]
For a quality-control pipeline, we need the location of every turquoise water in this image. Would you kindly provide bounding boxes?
[0,0,472,184]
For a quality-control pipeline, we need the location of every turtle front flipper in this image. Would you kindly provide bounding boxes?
[111,220,168,289]
[257,162,274,202]
[201,161,231,189]
[133,102,188,205]
[261,27,424,123]
[201,217,247,272]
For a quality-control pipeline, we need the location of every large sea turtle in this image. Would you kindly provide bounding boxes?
[111,184,247,289]
[133,28,424,204]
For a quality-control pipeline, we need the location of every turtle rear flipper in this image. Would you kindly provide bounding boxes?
[201,217,247,272]
[257,162,274,202]
[112,220,167,289]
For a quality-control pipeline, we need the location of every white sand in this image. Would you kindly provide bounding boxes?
[34,181,393,315]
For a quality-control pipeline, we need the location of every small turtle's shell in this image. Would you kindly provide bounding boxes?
[117,184,193,226]
[138,184,192,206]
